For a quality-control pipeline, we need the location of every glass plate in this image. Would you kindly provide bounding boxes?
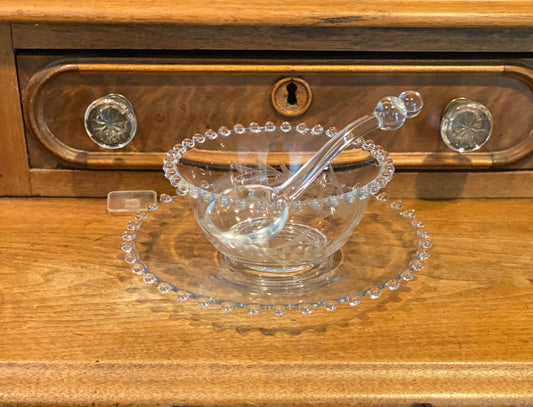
[121,193,432,316]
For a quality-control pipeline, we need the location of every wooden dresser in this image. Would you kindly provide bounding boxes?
[0,1,532,406]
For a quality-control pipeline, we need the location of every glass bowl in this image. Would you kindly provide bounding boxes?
[163,122,394,279]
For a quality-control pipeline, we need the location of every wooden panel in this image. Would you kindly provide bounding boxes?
[20,58,533,170]
[11,23,533,53]
[0,197,532,405]
[29,169,533,198]
[0,24,30,195]
[1,0,533,27]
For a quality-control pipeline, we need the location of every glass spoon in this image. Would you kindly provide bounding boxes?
[203,91,423,247]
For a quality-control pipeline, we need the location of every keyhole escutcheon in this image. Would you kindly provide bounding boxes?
[271,77,313,117]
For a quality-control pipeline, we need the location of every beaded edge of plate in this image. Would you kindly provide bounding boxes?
[121,191,432,316]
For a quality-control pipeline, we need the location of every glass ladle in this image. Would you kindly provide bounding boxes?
[203,91,423,247]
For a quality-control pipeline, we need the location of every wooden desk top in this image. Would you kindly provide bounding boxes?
[0,0,532,27]
[0,197,531,406]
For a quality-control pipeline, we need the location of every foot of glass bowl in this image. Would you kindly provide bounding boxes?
[217,249,343,295]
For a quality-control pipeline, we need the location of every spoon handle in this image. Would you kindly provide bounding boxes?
[275,91,423,201]
[276,114,378,200]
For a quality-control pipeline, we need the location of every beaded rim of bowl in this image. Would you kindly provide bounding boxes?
[162,122,395,209]
[121,193,432,316]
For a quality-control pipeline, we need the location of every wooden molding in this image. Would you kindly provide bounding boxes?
[2,1,533,27]
[10,24,533,53]
[1,361,531,406]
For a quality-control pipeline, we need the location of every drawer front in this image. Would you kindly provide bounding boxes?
[20,55,533,172]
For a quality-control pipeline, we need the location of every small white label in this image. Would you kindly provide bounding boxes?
[107,190,157,213]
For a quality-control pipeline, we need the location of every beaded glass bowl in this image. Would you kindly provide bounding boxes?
[163,122,394,279]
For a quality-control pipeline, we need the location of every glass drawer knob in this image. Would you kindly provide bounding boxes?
[84,94,137,149]
[440,97,493,152]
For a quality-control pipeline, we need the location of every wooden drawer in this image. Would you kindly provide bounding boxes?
[20,54,533,172]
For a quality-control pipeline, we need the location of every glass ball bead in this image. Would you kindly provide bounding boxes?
[342,192,356,204]
[326,127,337,138]
[157,282,171,294]
[402,270,416,281]
[246,304,260,315]
[135,211,148,221]
[272,304,286,316]
[192,133,206,144]
[182,138,195,148]
[420,237,433,249]
[326,196,339,208]
[399,90,424,118]
[176,290,190,301]
[311,124,324,135]
[296,123,309,134]
[386,279,400,290]
[368,287,382,299]
[218,126,231,137]
[249,122,261,133]
[121,242,134,253]
[264,121,276,132]
[324,300,337,312]
[146,202,159,211]
[131,264,144,275]
[309,199,323,210]
[143,273,156,284]
[391,200,403,210]
[401,209,416,218]
[409,259,425,271]
[122,231,136,241]
[221,301,235,313]
[347,295,361,306]
[233,124,245,134]
[412,219,425,228]
[291,200,304,212]
[374,96,407,131]
[280,122,292,132]
[198,297,212,308]
[205,129,218,139]
[299,303,313,315]
[417,249,431,260]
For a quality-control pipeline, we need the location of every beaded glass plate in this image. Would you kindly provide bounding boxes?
[121,193,432,316]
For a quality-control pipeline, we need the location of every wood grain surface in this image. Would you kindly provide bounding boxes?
[0,24,30,195]
[1,0,533,27]
[0,197,531,405]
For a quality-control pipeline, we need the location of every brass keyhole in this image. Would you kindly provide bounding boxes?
[286,81,298,106]
[271,77,312,117]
